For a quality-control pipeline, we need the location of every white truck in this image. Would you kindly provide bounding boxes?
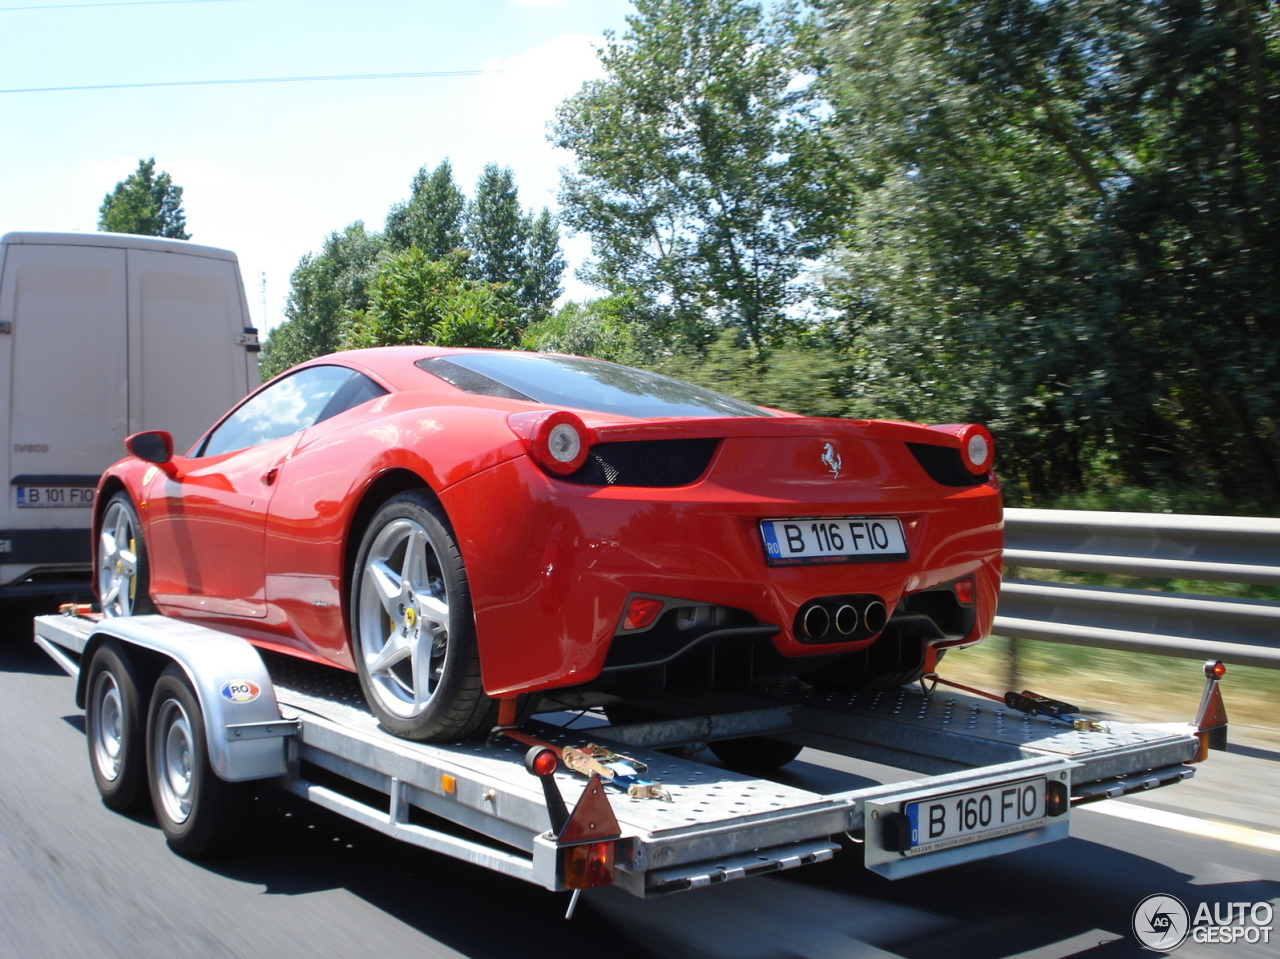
[33,609,1224,914]
[1,231,260,600]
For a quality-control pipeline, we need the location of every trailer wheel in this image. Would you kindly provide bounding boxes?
[85,641,149,812]
[98,493,156,617]
[708,737,803,774]
[351,490,493,741]
[146,666,253,858]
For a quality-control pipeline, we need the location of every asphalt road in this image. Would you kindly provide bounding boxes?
[2,609,1276,959]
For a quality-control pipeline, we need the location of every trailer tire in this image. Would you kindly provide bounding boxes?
[708,737,803,773]
[146,666,253,858]
[351,491,493,742]
[85,640,150,812]
[98,492,156,617]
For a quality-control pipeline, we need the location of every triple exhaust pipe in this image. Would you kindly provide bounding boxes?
[797,595,888,643]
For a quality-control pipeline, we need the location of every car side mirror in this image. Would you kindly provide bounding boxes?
[125,431,174,465]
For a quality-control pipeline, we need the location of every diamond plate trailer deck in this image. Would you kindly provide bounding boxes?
[34,612,1204,897]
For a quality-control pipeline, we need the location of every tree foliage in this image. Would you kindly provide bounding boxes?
[264,161,564,376]
[344,249,520,350]
[97,157,190,239]
[818,0,1280,504]
[523,293,647,363]
[554,0,848,350]
[262,223,385,377]
[385,160,466,258]
[466,164,566,324]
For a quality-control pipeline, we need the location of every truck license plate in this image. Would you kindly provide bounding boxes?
[16,486,96,508]
[904,777,1047,855]
[759,517,907,566]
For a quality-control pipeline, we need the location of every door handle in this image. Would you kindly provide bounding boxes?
[262,466,279,486]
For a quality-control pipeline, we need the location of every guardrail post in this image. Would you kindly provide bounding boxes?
[1006,636,1022,692]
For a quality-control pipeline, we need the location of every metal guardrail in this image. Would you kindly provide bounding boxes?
[995,508,1280,669]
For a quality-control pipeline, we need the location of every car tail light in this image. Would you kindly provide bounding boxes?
[957,425,994,474]
[623,596,665,631]
[509,410,591,476]
[954,576,975,606]
[561,840,615,890]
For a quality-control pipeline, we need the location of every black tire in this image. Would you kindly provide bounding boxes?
[350,490,493,741]
[85,641,150,812]
[97,492,156,616]
[708,737,803,774]
[146,666,253,858]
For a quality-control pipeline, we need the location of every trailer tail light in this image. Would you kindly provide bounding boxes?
[528,747,559,779]
[1192,660,1228,762]
[561,840,616,890]
[1045,780,1069,817]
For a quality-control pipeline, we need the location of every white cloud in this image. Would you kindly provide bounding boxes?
[480,34,605,139]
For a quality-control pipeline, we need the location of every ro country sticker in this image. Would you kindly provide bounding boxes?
[220,680,261,704]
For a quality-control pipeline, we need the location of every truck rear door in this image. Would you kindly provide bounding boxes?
[126,247,258,455]
[1,241,127,581]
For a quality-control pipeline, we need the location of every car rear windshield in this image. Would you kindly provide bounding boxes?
[416,353,769,419]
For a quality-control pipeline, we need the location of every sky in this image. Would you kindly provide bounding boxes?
[0,0,636,332]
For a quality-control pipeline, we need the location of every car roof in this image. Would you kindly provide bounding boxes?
[296,346,568,393]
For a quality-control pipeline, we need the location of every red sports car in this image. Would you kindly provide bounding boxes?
[94,346,1002,742]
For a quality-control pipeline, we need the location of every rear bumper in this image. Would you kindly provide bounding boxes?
[443,456,1002,696]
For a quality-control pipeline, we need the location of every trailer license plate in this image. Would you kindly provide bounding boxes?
[16,486,96,508]
[759,517,907,566]
[904,777,1047,855]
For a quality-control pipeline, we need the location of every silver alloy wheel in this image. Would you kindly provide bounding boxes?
[98,499,140,617]
[88,670,125,783]
[153,697,195,825]
[356,516,451,720]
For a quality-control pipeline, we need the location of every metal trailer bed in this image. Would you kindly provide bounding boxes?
[34,612,1208,901]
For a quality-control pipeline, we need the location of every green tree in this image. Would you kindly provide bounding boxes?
[554,0,846,350]
[272,161,565,374]
[385,160,466,258]
[261,223,386,377]
[97,157,190,239]
[344,249,520,350]
[524,293,646,363]
[819,0,1280,503]
[464,164,565,325]
[520,208,566,323]
[466,164,526,285]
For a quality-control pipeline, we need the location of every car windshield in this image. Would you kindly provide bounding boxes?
[417,353,769,419]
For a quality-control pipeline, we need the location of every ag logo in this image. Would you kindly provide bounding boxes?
[1133,894,1190,952]
[220,680,261,704]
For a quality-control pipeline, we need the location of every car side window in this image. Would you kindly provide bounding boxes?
[315,371,387,425]
[199,365,357,458]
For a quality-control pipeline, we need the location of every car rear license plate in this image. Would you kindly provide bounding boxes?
[16,486,96,508]
[759,517,907,566]
[904,777,1047,856]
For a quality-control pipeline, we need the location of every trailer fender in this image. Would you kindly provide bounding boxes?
[73,615,290,782]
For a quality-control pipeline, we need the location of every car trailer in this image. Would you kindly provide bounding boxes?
[34,610,1225,914]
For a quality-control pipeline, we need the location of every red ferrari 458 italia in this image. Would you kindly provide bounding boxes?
[94,347,1002,742]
